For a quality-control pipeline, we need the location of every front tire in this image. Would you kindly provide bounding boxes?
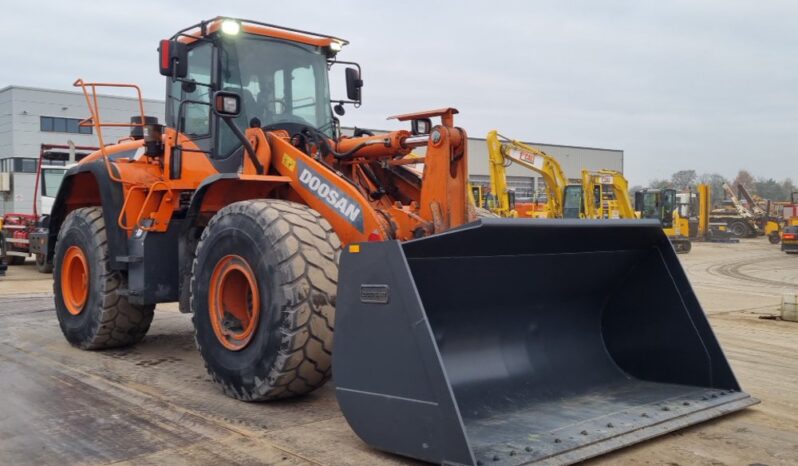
[53,207,154,349]
[191,200,339,401]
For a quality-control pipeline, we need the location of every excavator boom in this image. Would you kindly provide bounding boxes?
[486,130,568,218]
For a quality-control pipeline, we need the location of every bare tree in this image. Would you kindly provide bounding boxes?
[698,173,727,206]
[733,170,755,192]
[649,179,673,189]
[671,170,697,191]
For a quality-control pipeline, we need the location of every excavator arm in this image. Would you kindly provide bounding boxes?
[485,130,516,217]
[486,130,568,218]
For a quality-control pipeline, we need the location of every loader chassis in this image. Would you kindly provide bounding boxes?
[46,17,470,399]
[44,16,755,466]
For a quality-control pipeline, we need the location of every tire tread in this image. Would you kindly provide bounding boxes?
[191,200,339,401]
[55,207,154,349]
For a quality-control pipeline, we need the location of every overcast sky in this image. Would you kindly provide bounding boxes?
[3,0,796,185]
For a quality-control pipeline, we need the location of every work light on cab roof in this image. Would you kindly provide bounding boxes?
[220,19,240,35]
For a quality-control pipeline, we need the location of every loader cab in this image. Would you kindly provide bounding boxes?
[562,185,584,219]
[160,18,358,168]
[635,188,676,228]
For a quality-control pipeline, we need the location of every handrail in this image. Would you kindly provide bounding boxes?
[73,79,148,185]
[117,181,170,231]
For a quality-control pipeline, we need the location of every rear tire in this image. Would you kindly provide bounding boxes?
[8,255,25,266]
[1,235,25,265]
[36,253,53,273]
[728,221,749,238]
[673,239,691,254]
[768,232,781,244]
[191,200,339,401]
[53,207,154,349]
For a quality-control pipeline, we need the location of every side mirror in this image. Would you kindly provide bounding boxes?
[345,67,362,102]
[212,91,241,118]
[159,39,188,78]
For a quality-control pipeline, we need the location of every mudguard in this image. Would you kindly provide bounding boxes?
[47,160,128,270]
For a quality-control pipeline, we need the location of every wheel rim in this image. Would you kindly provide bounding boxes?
[208,255,261,351]
[61,246,89,315]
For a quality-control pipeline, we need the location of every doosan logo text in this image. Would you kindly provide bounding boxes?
[298,163,363,230]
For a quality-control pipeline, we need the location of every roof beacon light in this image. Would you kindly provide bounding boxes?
[221,20,241,35]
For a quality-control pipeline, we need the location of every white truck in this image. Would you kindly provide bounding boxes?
[1,143,95,272]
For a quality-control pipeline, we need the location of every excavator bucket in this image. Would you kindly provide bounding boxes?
[334,218,756,466]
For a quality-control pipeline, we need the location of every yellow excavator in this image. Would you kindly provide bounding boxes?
[485,131,692,255]
[485,130,635,220]
[634,188,693,253]
[582,169,636,219]
[485,130,568,218]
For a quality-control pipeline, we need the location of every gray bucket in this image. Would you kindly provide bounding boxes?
[333,219,756,466]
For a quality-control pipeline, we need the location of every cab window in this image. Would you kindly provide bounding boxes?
[169,42,212,136]
[563,186,584,219]
[217,37,333,157]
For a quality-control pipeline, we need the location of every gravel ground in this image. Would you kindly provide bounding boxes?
[0,238,795,466]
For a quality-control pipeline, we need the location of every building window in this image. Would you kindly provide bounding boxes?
[21,159,38,173]
[40,116,53,131]
[0,158,42,173]
[40,116,92,135]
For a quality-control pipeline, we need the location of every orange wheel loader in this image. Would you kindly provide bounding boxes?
[40,17,756,466]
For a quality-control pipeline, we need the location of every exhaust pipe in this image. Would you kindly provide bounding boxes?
[334,218,756,466]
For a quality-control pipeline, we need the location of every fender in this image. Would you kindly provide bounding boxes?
[47,159,129,270]
[177,173,291,312]
[182,173,292,231]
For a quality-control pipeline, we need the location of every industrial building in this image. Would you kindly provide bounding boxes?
[0,86,622,215]
[0,86,164,215]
